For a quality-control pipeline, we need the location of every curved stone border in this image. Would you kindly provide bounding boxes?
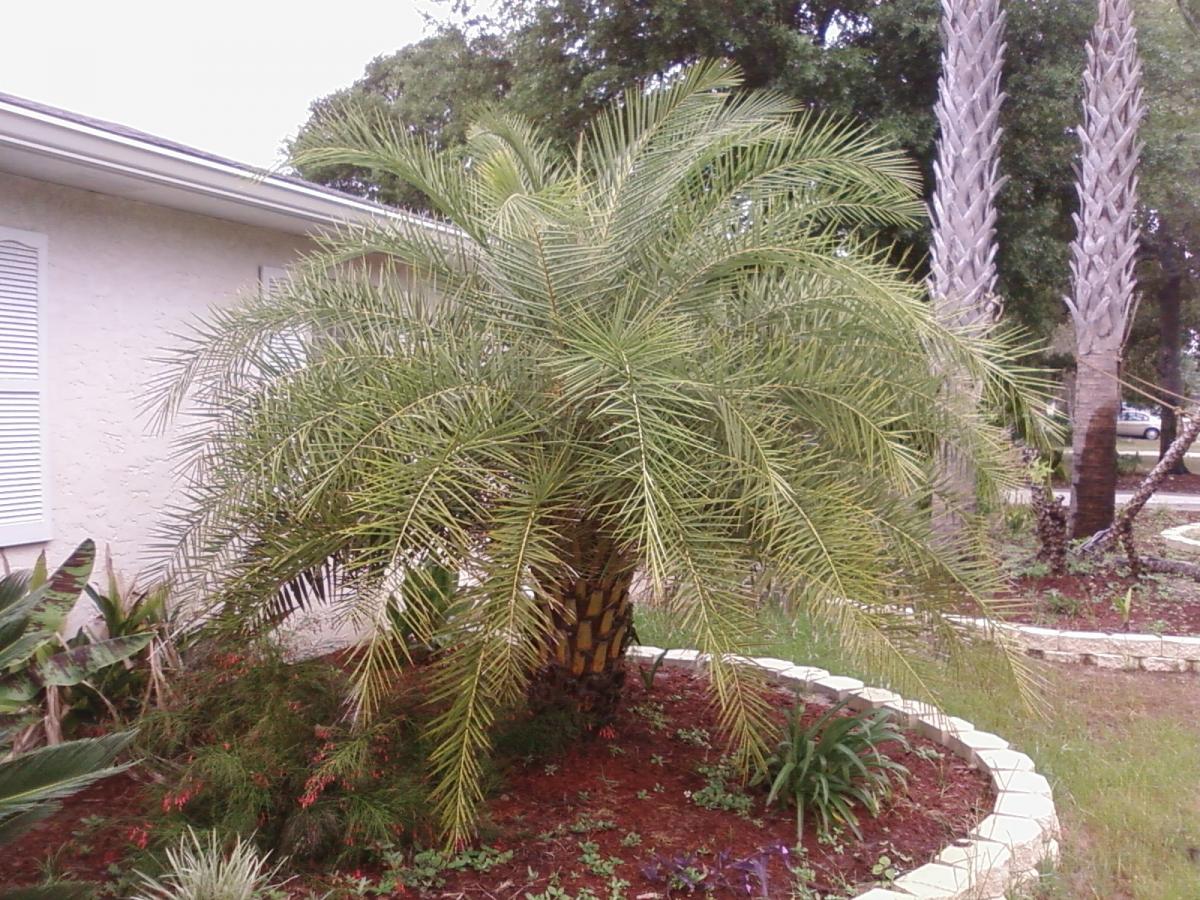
[626,645,1059,900]
[1162,521,1200,550]
[951,615,1200,674]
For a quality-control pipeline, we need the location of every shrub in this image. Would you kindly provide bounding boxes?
[1116,452,1140,476]
[130,828,288,900]
[137,644,431,861]
[755,699,909,842]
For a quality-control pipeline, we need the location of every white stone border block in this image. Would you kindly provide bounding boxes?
[1161,521,1200,549]
[952,616,1200,674]
[627,646,1058,899]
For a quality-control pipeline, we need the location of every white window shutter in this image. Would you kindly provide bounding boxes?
[0,226,51,547]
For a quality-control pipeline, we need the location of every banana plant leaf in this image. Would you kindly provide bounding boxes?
[27,540,96,633]
[0,634,46,673]
[37,634,152,688]
[0,572,33,610]
[0,676,39,713]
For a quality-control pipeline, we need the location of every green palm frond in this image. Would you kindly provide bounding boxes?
[150,62,1053,843]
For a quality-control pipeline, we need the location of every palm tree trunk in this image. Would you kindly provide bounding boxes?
[1070,355,1121,536]
[532,519,636,724]
[928,0,1008,535]
[1065,0,1145,537]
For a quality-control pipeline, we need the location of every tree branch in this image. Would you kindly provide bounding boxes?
[1079,406,1200,557]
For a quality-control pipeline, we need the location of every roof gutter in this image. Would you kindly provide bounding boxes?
[0,96,456,237]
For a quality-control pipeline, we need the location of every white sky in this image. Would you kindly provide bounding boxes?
[1,0,460,169]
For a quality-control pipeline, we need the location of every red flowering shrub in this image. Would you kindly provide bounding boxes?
[136,643,430,861]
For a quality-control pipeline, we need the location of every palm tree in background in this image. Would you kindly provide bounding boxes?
[150,63,1047,841]
[928,0,1009,535]
[1067,0,1147,537]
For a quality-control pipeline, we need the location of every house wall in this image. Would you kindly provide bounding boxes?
[0,170,316,577]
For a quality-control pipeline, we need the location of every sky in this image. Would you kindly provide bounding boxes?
[0,0,461,169]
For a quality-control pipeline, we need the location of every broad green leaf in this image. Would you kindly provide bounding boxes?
[0,572,32,614]
[28,540,96,633]
[0,677,39,711]
[37,634,152,687]
[28,553,47,591]
[0,633,47,672]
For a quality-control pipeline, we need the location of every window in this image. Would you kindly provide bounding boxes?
[0,226,50,547]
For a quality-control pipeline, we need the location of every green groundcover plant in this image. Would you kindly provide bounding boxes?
[150,61,1051,841]
[756,698,909,843]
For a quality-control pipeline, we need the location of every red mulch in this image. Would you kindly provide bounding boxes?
[2,668,992,898]
[1005,572,1200,635]
[2,771,147,883]
[1114,472,1200,493]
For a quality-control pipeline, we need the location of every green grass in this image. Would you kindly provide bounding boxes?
[635,607,1200,899]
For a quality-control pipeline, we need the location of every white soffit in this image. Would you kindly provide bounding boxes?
[0,92,450,238]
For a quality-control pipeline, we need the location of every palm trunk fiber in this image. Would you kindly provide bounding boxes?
[531,519,636,725]
[1070,356,1121,538]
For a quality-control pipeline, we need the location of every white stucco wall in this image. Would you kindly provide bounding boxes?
[0,170,316,577]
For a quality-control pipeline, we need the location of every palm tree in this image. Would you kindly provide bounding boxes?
[1067,0,1147,537]
[928,0,1009,533]
[150,63,1045,841]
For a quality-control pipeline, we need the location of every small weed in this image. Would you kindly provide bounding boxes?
[1043,588,1082,617]
[674,727,712,749]
[606,744,626,757]
[1068,556,1097,576]
[578,841,622,877]
[637,649,669,690]
[605,876,631,900]
[912,745,942,763]
[872,855,899,882]
[650,754,665,766]
[631,703,668,731]
[386,844,515,890]
[544,763,560,776]
[635,789,649,800]
[620,831,642,847]
[1112,587,1136,628]
[1019,560,1051,578]
[689,761,753,815]
[568,813,617,834]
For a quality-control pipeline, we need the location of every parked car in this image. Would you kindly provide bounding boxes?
[1117,407,1161,440]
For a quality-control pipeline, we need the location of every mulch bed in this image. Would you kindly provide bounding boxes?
[2,667,993,898]
[1115,472,1200,493]
[1003,572,1200,635]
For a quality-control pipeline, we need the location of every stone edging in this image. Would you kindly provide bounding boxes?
[949,616,1200,673]
[1161,521,1200,550]
[627,645,1059,900]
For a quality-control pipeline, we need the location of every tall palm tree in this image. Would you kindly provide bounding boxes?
[150,63,1046,841]
[929,0,1009,534]
[1067,0,1147,537]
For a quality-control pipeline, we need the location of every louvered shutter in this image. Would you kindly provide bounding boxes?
[0,227,50,547]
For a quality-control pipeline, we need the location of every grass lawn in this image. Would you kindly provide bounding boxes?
[636,608,1200,899]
